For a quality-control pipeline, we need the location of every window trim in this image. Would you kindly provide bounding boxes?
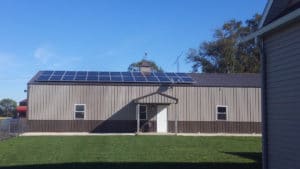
[216,105,228,121]
[74,104,86,120]
[139,105,147,120]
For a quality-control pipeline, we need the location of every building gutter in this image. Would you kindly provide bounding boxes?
[241,8,300,42]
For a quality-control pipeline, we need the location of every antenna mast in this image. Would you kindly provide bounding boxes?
[174,51,183,72]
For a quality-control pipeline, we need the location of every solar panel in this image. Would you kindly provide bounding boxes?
[165,72,176,76]
[88,72,98,76]
[53,71,65,76]
[154,72,165,76]
[87,76,98,81]
[35,71,195,84]
[41,71,53,75]
[176,73,183,76]
[169,76,182,83]
[75,76,86,81]
[99,72,110,76]
[146,76,159,82]
[111,76,122,82]
[132,72,143,76]
[49,75,62,81]
[77,71,87,76]
[123,76,134,82]
[121,72,132,76]
[37,75,50,81]
[181,77,194,82]
[157,76,171,83]
[99,76,110,81]
[111,72,121,76]
[135,76,146,82]
[62,75,74,81]
[176,73,188,76]
[65,71,76,76]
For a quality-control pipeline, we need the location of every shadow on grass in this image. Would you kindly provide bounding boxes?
[224,152,262,164]
[0,152,262,169]
[0,162,261,169]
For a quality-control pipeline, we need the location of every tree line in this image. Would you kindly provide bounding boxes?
[0,98,17,117]
[129,14,261,73]
[187,14,261,73]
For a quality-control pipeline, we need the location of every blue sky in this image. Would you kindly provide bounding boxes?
[0,0,266,101]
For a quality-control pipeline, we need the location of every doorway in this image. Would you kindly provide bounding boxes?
[157,105,167,133]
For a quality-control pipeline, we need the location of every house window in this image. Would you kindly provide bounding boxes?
[139,105,147,120]
[75,104,85,119]
[216,105,228,120]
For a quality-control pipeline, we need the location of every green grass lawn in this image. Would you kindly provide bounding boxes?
[0,136,261,169]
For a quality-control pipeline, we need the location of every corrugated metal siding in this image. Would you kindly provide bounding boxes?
[264,21,300,169]
[28,85,261,123]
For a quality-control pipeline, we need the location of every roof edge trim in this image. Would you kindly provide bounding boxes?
[241,8,300,42]
[259,0,274,28]
[133,92,178,104]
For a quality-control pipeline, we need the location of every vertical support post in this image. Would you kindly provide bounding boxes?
[136,103,140,134]
[8,119,11,136]
[175,110,178,135]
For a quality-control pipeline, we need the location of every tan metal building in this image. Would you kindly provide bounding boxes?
[27,70,261,133]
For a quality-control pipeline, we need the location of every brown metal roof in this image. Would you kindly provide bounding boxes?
[188,73,261,87]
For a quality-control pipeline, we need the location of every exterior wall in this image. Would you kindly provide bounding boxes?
[28,84,261,133]
[264,21,300,169]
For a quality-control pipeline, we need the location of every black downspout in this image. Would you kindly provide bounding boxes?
[258,37,268,169]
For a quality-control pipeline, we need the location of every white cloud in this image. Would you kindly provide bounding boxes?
[34,46,55,64]
[33,45,83,70]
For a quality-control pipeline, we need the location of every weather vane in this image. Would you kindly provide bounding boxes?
[143,51,148,60]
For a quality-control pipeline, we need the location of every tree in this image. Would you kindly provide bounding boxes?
[187,14,261,73]
[128,59,163,72]
[0,107,3,116]
[0,98,17,117]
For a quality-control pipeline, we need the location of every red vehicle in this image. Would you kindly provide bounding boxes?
[16,99,27,118]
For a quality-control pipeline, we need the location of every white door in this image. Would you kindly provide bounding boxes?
[157,105,167,133]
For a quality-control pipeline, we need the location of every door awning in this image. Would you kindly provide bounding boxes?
[134,92,178,104]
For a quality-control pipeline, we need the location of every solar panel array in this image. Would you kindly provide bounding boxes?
[36,71,195,84]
